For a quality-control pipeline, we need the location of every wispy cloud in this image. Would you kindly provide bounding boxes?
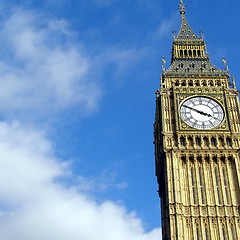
[95,45,151,81]
[155,13,178,39]
[0,8,101,118]
[76,172,128,193]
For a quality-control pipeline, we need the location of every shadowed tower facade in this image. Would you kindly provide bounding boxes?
[154,1,240,239]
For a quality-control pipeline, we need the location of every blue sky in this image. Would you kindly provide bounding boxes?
[0,0,239,239]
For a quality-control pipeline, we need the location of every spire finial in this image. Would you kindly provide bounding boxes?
[179,0,186,15]
[222,57,229,72]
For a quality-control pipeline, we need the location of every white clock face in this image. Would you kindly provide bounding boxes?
[180,96,224,130]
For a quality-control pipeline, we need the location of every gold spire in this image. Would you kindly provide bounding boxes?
[179,0,186,15]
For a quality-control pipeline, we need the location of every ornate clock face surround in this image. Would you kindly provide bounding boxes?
[180,96,224,130]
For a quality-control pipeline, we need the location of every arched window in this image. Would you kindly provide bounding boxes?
[203,137,209,147]
[226,137,232,146]
[205,155,210,162]
[180,136,186,146]
[218,137,224,147]
[196,137,201,146]
[188,136,194,147]
[211,137,217,147]
[217,80,221,86]
[181,155,186,162]
[193,50,196,57]
[180,50,183,57]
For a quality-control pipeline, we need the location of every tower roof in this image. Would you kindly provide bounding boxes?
[175,0,200,41]
[163,0,229,77]
[175,13,199,41]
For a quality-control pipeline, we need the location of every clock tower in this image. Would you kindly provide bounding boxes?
[154,1,240,239]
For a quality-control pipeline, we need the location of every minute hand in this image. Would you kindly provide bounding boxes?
[183,105,212,117]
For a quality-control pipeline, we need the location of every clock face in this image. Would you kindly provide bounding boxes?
[180,96,224,130]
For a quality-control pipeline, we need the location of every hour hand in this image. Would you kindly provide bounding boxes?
[200,111,212,117]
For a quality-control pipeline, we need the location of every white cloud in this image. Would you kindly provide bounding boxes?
[0,9,101,117]
[0,6,162,240]
[155,13,178,39]
[96,46,150,79]
[0,121,161,240]
[76,172,128,193]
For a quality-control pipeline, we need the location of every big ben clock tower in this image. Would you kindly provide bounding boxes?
[154,1,240,239]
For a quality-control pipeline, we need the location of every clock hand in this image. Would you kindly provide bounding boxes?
[182,105,212,117]
[199,111,212,117]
